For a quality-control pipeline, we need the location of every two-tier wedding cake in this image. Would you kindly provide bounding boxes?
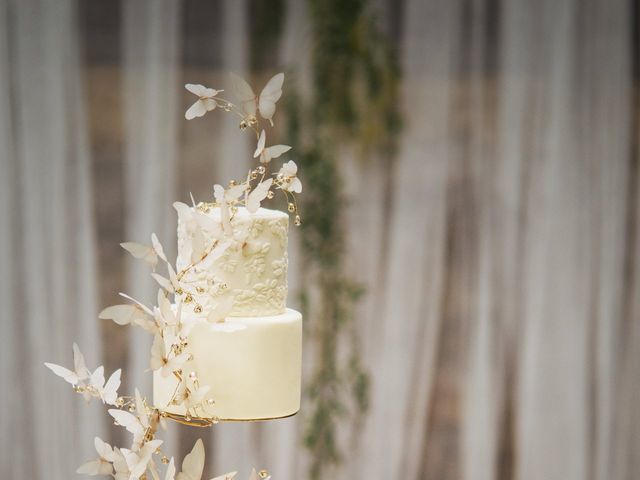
[153,205,302,420]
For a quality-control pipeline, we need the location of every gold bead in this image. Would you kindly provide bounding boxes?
[250,171,258,180]
[194,304,202,314]
[184,293,193,304]
[212,416,220,424]
[128,405,135,412]
[239,120,248,130]
[294,215,302,226]
[175,288,184,295]
[220,282,228,290]
[259,470,269,479]
[229,179,237,187]
[287,202,295,212]
[257,166,266,175]
[266,191,274,199]
[189,371,197,380]
[196,286,205,294]
[161,456,169,464]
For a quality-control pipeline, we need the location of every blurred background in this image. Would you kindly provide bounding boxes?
[1,0,639,479]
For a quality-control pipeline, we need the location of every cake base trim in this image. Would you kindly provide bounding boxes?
[163,409,299,427]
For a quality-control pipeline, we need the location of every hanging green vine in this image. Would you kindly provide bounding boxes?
[250,0,401,478]
[288,2,401,479]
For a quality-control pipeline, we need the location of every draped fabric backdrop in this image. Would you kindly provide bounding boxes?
[1,1,638,480]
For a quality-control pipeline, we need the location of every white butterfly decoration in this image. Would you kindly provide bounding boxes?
[100,293,158,334]
[277,160,302,194]
[246,178,273,213]
[185,84,222,120]
[172,439,237,480]
[117,439,163,480]
[45,344,121,405]
[77,437,118,476]
[44,342,90,386]
[109,389,150,448]
[150,332,190,378]
[206,295,234,324]
[121,233,166,270]
[91,365,122,405]
[230,72,284,126]
[253,129,291,164]
[151,263,181,295]
[173,374,211,412]
[213,182,247,234]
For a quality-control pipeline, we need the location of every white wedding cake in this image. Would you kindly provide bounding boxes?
[153,205,302,421]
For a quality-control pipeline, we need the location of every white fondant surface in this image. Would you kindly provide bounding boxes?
[153,308,302,420]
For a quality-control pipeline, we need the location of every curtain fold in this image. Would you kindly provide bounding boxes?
[121,0,183,456]
[0,0,103,478]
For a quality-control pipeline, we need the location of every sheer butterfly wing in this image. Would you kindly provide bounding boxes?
[102,369,121,405]
[247,178,273,213]
[258,73,284,124]
[254,130,266,158]
[265,144,291,160]
[91,365,105,386]
[76,459,112,476]
[226,183,247,202]
[150,334,165,371]
[72,343,90,380]
[109,409,144,437]
[230,73,257,116]
[151,273,175,294]
[185,84,208,97]
[164,353,190,377]
[185,100,207,120]
[121,241,158,269]
[44,362,79,385]
[206,295,234,323]
[151,233,168,262]
[177,439,205,480]
[165,458,176,480]
[213,184,225,204]
[99,304,150,326]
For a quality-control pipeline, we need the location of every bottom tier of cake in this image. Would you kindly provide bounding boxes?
[153,308,302,421]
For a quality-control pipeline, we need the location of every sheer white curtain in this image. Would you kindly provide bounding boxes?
[1,1,638,479]
[0,0,103,479]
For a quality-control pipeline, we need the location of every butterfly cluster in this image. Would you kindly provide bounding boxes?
[184,72,303,226]
[44,72,300,480]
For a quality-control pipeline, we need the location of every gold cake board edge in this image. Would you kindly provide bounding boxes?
[163,409,299,427]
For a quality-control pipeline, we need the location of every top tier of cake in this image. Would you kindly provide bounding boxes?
[176,206,289,317]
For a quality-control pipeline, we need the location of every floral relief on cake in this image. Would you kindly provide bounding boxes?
[219,249,239,273]
[272,254,288,279]
[270,219,288,249]
[247,218,266,239]
[232,280,286,316]
[243,241,271,282]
